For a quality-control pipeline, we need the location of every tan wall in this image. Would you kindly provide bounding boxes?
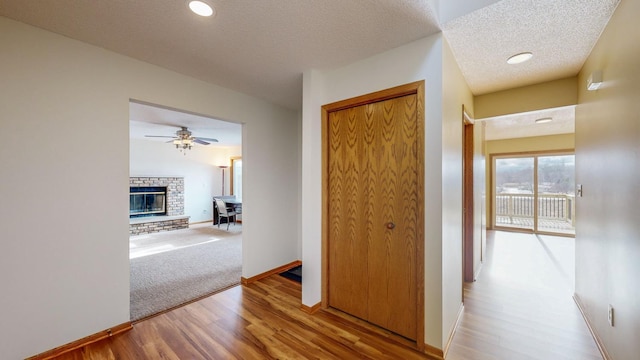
[574,0,640,358]
[442,37,475,350]
[484,134,575,228]
[475,77,578,119]
[485,133,574,154]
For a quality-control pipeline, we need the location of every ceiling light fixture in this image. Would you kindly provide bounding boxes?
[507,52,533,65]
[535,117,553,124]
[188,0,215,17]
[173,138,194,154]
[587,70,603,91]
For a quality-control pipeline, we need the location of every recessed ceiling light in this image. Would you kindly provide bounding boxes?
[507,52,533,65]
[188,1,215,17]
[535,117,552,124]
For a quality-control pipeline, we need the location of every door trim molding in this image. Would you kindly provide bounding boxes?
[489,150,575,235]
[320,81,425,349]
[462,106,475,283]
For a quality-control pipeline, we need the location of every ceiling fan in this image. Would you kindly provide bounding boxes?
[145,126,218,152]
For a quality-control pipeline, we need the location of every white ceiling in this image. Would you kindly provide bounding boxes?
[0,0,620,140]
[129,102,241,146]
[482,106,575,141]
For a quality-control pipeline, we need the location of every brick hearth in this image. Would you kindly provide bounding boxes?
[129,177,189,235]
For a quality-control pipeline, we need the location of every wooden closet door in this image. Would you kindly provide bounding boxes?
[327,93,418,340]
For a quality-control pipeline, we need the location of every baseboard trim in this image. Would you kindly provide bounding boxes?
[241,260,302,285]
[443,303,464,358]
[573,294,611,360]
[473,263,483,282]
[26,322,132,360]
[189,220,213,225]
[301,302,321,314]
[423,343,444,360]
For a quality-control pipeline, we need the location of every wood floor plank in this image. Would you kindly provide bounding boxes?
[56,275,433,360]
[446,231,603,360]
[54,231,601,360]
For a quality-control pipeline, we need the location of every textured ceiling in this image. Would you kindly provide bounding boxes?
[0,0,621,140]
[0,0,439,111]
[482,106,575,141]
[443,0,620,95]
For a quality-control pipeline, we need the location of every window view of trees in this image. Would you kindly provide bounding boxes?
[538,155,575,194]
[495,155,575,195]
[494,154,575,235]
[495,157,533,194]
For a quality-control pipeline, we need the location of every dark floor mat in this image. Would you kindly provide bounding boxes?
[279,265,302,283]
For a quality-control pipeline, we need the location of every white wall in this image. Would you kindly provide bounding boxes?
[0,17,300,359]
[575,0,640,358]
[241,105,300,277]
[301,34,468,349]
[130,138,240,223]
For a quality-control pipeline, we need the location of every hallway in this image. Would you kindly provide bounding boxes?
[447,231,602,359]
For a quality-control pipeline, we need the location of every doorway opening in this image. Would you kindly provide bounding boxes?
[128,100,243,321]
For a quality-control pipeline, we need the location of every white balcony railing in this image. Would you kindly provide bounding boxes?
[495,193,575,231]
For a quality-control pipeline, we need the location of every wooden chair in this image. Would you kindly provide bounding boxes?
[214,198,236,230]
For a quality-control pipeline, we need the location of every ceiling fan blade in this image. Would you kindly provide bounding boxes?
[193,139,210,145]
[145,135,177,138]
[194,137,219,142]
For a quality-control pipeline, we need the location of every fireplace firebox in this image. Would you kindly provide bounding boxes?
[129,186,167,217]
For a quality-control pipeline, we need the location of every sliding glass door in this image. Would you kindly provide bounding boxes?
[493,153,575,235]
[537,155,575,234]
[495,157,535,231]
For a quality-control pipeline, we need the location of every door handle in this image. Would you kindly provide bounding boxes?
[385,222,396,230]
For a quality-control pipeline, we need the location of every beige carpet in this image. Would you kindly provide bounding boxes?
[130,222,241,259]
[129,223,242,320]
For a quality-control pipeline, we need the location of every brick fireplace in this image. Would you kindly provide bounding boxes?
[129,177,189,235]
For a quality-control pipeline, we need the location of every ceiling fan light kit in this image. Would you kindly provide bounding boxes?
[173,138,193,153]
[145,126,218,155]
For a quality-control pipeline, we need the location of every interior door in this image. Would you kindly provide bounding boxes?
[327,92,419,340]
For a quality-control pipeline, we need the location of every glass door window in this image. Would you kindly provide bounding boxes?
[537,155,575,234]
[231,157,242,201]
[495,157,535,231]
[493,153,575,235]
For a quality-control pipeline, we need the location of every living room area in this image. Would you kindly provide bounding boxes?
[129,101,244,320]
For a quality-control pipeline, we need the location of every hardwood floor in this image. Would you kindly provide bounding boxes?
[57,230,601,359]
[446,231,602,360]
[57,275,433,360]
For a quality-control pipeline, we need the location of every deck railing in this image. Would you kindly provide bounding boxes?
[496,193,575,227]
